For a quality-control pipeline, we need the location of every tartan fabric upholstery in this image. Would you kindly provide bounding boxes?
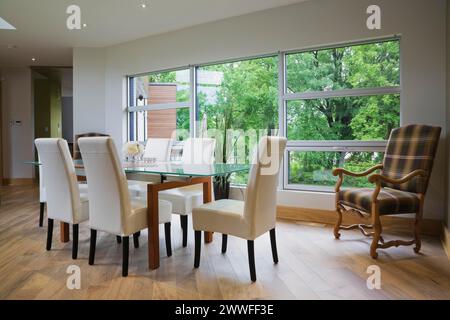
[73,132,109,159]
[338,188,420,215]
[381,125,441,194]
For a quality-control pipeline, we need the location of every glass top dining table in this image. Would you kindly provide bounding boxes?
[27,159,250,270]
[27,159,250,178]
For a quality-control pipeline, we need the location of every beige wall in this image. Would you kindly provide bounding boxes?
[74,0,447,219]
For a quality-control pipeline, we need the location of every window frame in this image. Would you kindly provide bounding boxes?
[126,36,401,192]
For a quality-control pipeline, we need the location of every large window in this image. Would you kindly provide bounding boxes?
[283,39,400,191]
[127,38,401,191]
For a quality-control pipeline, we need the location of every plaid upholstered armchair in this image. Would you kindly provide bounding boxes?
[332,124,441,258]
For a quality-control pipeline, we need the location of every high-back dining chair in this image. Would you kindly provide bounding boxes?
[35,138,90,259]
[78,137,173,277]
[192,136,287,282]
[333,124,441,258]
[143,138,172,161]
[159,138,216,248]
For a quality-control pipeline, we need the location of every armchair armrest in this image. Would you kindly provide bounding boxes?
[333,164,383,192]
[332,164,383,178]
[368,169,428,185]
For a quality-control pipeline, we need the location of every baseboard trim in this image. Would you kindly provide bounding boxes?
[442,224,450,260]
[277,205,442,237]
[2,178,36,186]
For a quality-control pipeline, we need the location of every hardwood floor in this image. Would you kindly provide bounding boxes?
[0,185,449,300]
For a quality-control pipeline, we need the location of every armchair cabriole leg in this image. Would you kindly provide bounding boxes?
[247,240,256,282]
[194,231,201,268]
[89,229,97,265]
[334,203,342,240]
[414,195,424,254]
[180,215,188,247]
[221,234,228,254]
[46,218,54,251]
[39,202,45,227]
[122,236,129,277]
[370,204,382,259]
[72,224,79,259]
[164,222,172,257]
[269,228,278,264]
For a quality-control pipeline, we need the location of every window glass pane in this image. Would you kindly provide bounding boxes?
[287,94,400,141]
[288,151,384,188]
[197,56,279,184]
[286,40,400,93]
[130,69,190,106]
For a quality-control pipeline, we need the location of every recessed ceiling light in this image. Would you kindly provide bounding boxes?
[83,23,87,27]
[0,17,16,30]
[31,58,36,62]
[141,4,147,8]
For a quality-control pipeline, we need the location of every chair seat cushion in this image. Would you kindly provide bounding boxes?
[192,199,254,240]
[74,192,90,224]
[338,188,420,215]
[159,185,204,215]
[124,198,172,236]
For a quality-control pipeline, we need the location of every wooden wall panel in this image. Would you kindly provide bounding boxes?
[147,84,177,138]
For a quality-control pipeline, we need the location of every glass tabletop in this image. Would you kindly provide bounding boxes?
[26,160,250,177]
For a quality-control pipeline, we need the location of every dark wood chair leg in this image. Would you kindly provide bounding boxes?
[269,228,278,264]
[221,234,228,254]
[46,218,54,251]
[122,236,129,277]
[370,207,382,259]
[180,215,188,247]
[194,230,201,268]
[89,229,97,265]
[116,235,122,244]
[414,199,424,253]
[133,232,140,248]
[164,222,172,257]
[39,202,45,227]
[72,224,79,259]
[247,240,257,282]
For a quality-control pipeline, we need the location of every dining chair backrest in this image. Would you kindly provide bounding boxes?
[35,138,81,223]
[73,132,109,159]
[78,137,131,235]
[143,138,172,162]
[244,136,287,239]
[181,138,216,165]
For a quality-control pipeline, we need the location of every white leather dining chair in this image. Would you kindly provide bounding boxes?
[192,136,287,282]
[159,138,216,247]
[78,137,173,277]
[35,138,90,259]
[143,138,172,161]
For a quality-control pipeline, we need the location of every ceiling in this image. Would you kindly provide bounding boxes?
[0,0,307,67]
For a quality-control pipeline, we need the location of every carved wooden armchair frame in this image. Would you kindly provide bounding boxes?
[332,165,427,259]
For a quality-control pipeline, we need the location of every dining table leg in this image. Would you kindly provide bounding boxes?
[147,183,160,270]
[203,177,213,243]
[60,222,70,242]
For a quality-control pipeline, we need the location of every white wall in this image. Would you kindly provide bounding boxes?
[0,67,34,179]
[73,0,447,219]
[73,48,106,137]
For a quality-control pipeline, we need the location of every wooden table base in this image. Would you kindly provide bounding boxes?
[60,222,70,242]
[147,176,213,270]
